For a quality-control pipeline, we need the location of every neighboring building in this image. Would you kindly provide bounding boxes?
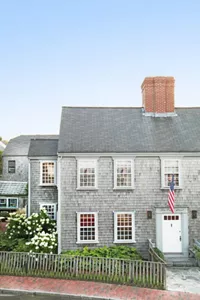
[0,181,27,212]
[28,139,58,218]
[4,76,200,260]
[2,135,58,182]
[0,141,6,152]
[0,135,58,213]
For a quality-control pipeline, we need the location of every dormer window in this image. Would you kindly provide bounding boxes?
[40,161,56,185]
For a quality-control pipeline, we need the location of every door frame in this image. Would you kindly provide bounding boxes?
[156,207,188,257]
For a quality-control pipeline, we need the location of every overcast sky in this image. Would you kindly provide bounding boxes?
[1,0,200,140]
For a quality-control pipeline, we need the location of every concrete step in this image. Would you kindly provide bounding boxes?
[165,257,197,267]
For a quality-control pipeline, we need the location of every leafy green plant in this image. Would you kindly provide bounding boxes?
[0,211,10,219]
[0,232,17,251]
[194,245,200,260]
[62,245,142,260]
[154,247,165,261]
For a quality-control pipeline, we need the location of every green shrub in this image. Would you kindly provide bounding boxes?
[0,231,17,251]
[0,211,10,219]
[154,247,165,261]
[194,245,200,260]
[62,245,142,260]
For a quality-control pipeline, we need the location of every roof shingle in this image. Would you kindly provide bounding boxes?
[0,181,27,196]
[58,107,200,153]
[3,135,59,156]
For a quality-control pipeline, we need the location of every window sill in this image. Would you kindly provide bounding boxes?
[76,188,98,191]
[113,240,136,244]
[39,184,57,187]
[160,187,182,190]
[76,241,99,244]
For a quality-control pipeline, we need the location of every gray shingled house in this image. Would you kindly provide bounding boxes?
[0,135,58,214]
[27,76,200,260]
[4,76,200,261]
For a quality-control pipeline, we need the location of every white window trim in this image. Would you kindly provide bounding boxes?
[77,212,99,244]
[77,159,98,190]
[114,211,136,243]
[40,160,57,186]
[0,197,18,209]
[40,203,57,220]
[113,158,135,190]
[160,157,182,189]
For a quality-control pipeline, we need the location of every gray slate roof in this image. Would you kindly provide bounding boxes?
[28,139,58,157]
[0,181,27,196]
[3,135,59,156]
[58,107,200,153]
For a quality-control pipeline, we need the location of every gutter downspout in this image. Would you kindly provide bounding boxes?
[28,159,31,217]
[57,155,61,254]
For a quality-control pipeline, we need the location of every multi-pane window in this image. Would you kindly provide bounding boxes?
[40,204,56,220]
[41,161,56,185]
[114,159,134,189]
[8,160,15,173]
[0,198,18,209]
[163,159,180,187]
[114,212,135,243]
[77,212,98,243]
[77,160,97,189]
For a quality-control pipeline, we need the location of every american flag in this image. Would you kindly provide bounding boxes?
[168,175,175,213]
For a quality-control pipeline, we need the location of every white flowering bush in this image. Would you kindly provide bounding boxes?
[3,208,57,253]
[26,231,57,254]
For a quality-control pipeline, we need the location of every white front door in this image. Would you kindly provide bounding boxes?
[162,214,182,253]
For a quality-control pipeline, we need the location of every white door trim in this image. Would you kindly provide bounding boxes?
[156,207,189,257]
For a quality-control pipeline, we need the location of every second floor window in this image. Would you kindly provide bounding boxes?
[8,160,15,173]
[162,159,181,188]
[114,159,134,189]
[40,161,56,185]
[77,159,97,189]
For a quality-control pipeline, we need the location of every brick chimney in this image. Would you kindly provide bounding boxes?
[141,76,175,115]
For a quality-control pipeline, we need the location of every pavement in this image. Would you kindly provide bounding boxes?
[166,267,200,294]
[1,275,200,300]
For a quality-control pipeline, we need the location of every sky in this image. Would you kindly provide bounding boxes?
[1,0,200,140]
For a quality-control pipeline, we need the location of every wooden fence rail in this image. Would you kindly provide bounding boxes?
[0,251,166,289]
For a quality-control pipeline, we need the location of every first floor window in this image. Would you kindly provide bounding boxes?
[114,212,135,243]
[40,161,56,185]
[0,198,18,209]
[162,159,181,188]
[77,212,98,243]
[8,160,15,173]
[40,203,57,220]
[114,159,134,189]
[77,159,97,189]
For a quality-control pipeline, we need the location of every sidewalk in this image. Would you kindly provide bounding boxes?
[1,275,200,300]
